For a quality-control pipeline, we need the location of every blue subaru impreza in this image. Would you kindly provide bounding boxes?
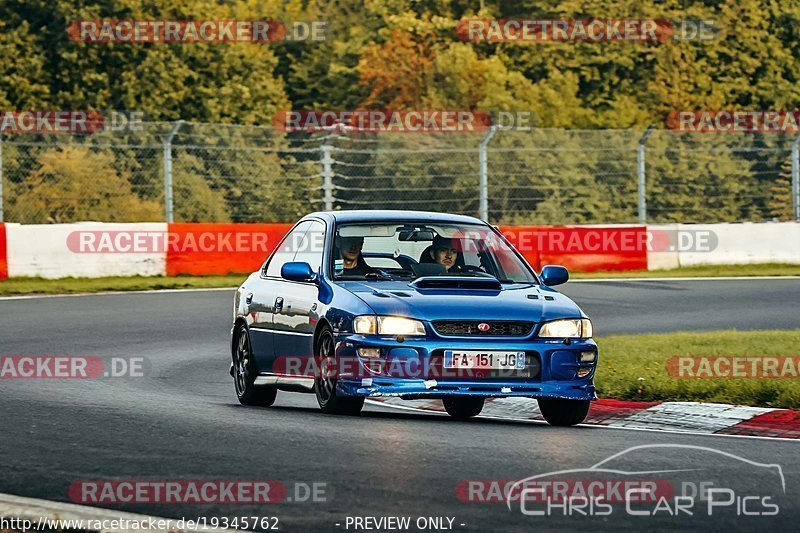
[231,210,597,425]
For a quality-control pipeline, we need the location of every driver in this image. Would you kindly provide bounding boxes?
[336,235,376,276]
[428,235,462,273]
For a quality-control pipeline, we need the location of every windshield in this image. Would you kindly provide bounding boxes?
[331,222,537,284]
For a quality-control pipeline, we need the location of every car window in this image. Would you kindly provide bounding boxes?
[292,220,326,273]
[264,221,312,277]
[332,222,536,283]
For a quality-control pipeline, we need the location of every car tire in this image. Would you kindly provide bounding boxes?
[232,324,277,406]
[442,397,485,419]
[537,398,590,426]
[314,327,364,415]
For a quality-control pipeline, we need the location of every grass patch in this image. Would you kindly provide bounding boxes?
[596,330,800,409]
[572,262,800,279]
[0,274,245,295]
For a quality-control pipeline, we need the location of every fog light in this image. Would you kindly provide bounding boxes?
[577,367,592,378]
[580,351,596,363]
[358,347,381,358]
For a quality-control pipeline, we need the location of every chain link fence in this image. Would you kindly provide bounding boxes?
[1,122,798,224]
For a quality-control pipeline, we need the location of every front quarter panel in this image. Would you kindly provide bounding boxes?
[323,282,377,334]
[233,271,261,327]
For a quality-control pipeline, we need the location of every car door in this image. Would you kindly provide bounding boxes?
[248,221,312,372]
[272,219,326,364]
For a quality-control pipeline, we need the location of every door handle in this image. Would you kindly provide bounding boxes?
[274,297,284,313]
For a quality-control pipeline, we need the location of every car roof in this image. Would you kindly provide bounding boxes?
[304,210,486,225]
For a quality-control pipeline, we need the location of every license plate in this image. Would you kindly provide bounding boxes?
[443,350,526,370]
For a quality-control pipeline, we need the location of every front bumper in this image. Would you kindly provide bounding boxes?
[332,332,597,401]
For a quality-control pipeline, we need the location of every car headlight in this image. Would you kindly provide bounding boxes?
[353,315,426,336]
[353,316,377,335]
[538,318,593,339]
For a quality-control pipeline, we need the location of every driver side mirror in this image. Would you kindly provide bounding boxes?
[540,265,569,286]
[281,262,316,283]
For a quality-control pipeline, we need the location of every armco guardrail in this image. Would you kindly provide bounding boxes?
[0,222,797,280]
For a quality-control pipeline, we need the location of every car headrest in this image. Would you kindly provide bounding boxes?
[419,245,436,264]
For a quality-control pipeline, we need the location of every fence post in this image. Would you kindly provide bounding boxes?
[637,125,655,224]
[321,135,334,211]
[161,120,185,223]
[0,132,3,223]
[479,125,498,221]
[792,133,800,222]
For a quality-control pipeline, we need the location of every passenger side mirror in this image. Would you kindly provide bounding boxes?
[281,262,316,283]
[540,265,569,286]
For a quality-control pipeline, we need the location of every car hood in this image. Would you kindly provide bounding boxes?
[336,280,585,323]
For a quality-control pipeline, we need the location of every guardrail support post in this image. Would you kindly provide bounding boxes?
[161,120,185,223]
[792,133,800,222]
[479,125,499,221]
[321,136,334,211]
[637,125,655,225]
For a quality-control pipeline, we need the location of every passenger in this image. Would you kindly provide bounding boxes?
[428,235,462,273]
[336,236,376,276]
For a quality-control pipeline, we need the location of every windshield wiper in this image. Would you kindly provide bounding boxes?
[364,272,394,280]
[456,271,495,279]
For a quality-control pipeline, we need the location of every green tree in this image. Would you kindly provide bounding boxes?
[0,0,289,123]
[8,146,162,223]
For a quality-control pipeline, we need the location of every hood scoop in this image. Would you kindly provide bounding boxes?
[409,276,502,291]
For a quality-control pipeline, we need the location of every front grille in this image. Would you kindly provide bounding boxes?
[432,321,534,337]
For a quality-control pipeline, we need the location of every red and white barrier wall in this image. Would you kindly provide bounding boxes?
[5,223,166,279]
[647,223,800,269]
[0,222,797,280]
[0,223,7,280]
[164,223,292,276]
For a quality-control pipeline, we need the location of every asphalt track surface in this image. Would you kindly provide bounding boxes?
[1,279,799,532]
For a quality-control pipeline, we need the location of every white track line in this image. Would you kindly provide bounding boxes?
[570,275,800,282]
[0,286,237,301]
[1,275,797,301]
